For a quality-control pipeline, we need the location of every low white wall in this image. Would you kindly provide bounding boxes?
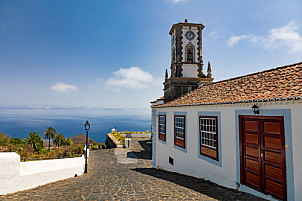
[0,152,20,195]
[18,156,85,192]
[0,149,88,195]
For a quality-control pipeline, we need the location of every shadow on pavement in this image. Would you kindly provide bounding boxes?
[127,140,152,160]
[127,151,151,160]
[131,168,266,201]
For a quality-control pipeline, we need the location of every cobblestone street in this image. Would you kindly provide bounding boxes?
[0,138,266,200]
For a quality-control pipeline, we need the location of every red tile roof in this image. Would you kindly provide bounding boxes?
[153,62,302,108]
[150,96,164,104]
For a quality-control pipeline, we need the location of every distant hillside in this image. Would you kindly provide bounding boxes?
[69,134,98,145]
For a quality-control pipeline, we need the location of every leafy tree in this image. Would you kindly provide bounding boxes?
[65,138,72,145]
[43,127,57,150]
[53,133,65,149]
[24,132,43,152]
[10,137,24,145]
[0,132,11,146]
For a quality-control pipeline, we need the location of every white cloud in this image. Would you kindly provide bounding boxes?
[170,0,186,3]
[105,67,157,91]
[227,20,302,53]
[227,35,250,47]
[50,82,78,93]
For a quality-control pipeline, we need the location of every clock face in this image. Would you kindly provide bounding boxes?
[186,31,194,40]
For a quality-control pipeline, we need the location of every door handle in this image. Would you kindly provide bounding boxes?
[260,153,263,158]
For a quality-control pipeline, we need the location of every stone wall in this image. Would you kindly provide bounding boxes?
[105,133,123,148]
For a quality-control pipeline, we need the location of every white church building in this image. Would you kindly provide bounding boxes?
[151,20,302,201]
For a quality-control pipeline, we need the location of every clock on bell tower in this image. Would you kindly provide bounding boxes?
[164,19,214,102]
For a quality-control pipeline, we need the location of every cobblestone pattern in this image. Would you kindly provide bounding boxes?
[0,138,266,200]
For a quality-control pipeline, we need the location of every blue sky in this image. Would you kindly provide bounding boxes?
[1,0,302,117]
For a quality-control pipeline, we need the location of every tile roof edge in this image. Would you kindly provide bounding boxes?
[203,61,302,86]
[152,95,302,108]
[150,96,165,103]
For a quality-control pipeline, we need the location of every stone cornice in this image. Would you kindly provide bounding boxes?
[169,22,205,35]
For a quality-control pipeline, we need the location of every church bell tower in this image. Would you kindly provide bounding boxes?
[164,19,214,102]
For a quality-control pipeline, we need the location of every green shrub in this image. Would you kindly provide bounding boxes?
[0,132,11,146]
[10,138,24,145]
[112,133,126,145]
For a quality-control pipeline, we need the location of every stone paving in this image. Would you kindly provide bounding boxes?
[0,138,266,200]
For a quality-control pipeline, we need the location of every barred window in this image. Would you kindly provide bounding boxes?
[200,116,218,160]
[158,115,166,141]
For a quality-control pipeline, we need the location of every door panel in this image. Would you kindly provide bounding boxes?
[263,122,281,134]
[263,136,281,150]
[245,146,259,158]
[246,171,260,188]
[264,150,282,165]
[265,179,284,198]
[265,165,282,181]
[245,120,259,131]
[240,116,286,200]
[246,158,259,172]
[245,133,258,144]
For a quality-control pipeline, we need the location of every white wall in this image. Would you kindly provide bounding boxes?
[18,156,85,192]
[153,100,302,201]
[0,150,88,195]
[182,64,198,78]
[291,103,302,200]
[0,153,20,195]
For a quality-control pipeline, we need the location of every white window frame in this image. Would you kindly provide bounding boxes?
[175,116,185,140]
[200,117,217,149]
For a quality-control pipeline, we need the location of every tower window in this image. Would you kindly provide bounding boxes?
[186,45,194,63]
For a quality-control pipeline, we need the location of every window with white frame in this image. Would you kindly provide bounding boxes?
[158,115,166,141]
[174,115,186,148]
[175,116,185,139]
[199,116,218,160]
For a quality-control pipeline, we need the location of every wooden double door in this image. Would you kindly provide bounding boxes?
[239,115,287,200]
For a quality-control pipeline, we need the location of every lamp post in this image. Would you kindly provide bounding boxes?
[84,120,90,173]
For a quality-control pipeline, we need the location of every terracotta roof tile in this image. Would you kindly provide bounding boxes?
[153,62,302,108]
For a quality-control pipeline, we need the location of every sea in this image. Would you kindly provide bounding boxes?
[0,107,151,143]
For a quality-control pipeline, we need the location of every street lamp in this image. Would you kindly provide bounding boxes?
[84,120,90,173]
[252,104,260,115]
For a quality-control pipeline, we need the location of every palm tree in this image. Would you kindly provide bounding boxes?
[53,133,65,149]
[24,132,43,152]
[43,127,57,150]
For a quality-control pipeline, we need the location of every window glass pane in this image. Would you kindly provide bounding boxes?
[175,116,185,140]
[200,117,217,149]
[159,115,166,136]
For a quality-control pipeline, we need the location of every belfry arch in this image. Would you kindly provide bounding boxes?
[186,44,194,63]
